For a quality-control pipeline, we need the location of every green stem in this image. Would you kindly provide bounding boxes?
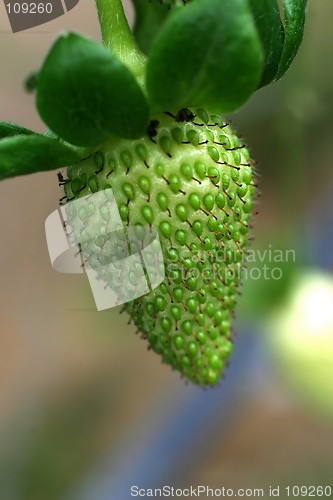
[94,0,147,87]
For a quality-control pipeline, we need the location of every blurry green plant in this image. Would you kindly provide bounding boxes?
[0,0,307,385]
[268,269,333,417]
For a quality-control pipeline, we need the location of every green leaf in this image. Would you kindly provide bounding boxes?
[132,0,170,55]
[146,0,264,114]
[275,0,307,80]
[0,134,90,181]
[37,32,149,147]
[248,0,284,87]
[0,121,36,139]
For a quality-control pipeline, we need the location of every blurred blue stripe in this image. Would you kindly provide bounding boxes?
[309,182,333,270]
[68,329,260,500]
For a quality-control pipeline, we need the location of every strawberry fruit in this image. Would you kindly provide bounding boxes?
[63,107,256,386]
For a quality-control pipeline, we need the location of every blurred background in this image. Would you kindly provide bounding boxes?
[0,1,332,499]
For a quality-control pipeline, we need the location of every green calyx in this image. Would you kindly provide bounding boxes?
[0,0,307,182]
[62,107,256,386]
[95,0,147,86]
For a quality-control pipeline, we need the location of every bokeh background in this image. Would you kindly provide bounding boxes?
[0,1,332,499]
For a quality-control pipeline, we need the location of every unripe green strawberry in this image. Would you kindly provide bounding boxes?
[63,108,256,386]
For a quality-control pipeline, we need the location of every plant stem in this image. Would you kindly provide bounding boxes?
[94,0,147,87]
